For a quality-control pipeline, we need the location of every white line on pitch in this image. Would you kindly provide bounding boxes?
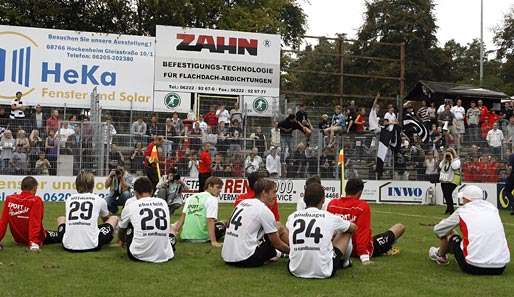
[375,210,514,227]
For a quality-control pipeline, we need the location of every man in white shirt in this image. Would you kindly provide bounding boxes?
[437,99,452,115]
[486,122,504,157]
[383,105,397,132]
[222,178,290,267]
[57,122,75,148]
[450,99,466,144]
[368,93,381,133]
[57,171,118,252]
[266,146,281,177]
[429,185,510,275]
[244,147,262,175]
[130,118,147,138]
[287,183,356,279]
[119,177,175,263]
[216,105,230,125]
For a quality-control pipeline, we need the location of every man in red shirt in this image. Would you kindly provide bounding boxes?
[234,172,280,221]
[327,178,405,265]
[144,136,163,191]
[0,176,61,252]
[46,109,60,134]
[198,143,212,192]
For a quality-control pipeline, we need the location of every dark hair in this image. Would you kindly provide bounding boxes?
[21,176,38,191]
[305,176,321,186]
[304,183,325,207]
[345,178,364,196]
[254,178,276,197]
[15,91,22,96]
[288,114,295,120]
[247,172,260,190]
[75,171,95,193]
[204,176,223,190]
[134,177,154,195]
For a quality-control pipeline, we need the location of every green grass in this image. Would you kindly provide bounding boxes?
[0,203,513,297]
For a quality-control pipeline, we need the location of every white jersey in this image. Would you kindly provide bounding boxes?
[434,200,510,268]
[62,193,109,251]
[222,199,277,263]
[287,207,351,278]
[119,197,174,263]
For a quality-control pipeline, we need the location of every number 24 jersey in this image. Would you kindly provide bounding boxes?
[286,207,351,278]
[63,193,109,251]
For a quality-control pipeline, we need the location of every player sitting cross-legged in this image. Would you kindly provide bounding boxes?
[57,171,119,252]
[222,178,290,267]
[287,183,356,279]
[327,178,405,265]
[0,176,62,253]
[118,177,175,263]
[172,176,225,248]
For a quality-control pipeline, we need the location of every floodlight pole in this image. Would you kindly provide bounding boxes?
[480,0,484,87]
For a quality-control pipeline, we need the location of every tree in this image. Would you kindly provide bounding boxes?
[494,6,514,95]
[352,0,440,96]
[0,0,306,46]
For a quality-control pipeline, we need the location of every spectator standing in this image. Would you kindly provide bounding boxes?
[203,105,218,128]
[368,93,381,134]
[486,122,504,157]
[171,112,185,136]
[450,99,466,146]
[244,147,262,175]
[439,148,461,214]
[211,153,225,177]
[188,152,199,178]
[477,99,489,127]
[45,129,58,175]
[270,121,280,148]
[266,146,281,177]
[46,110,60,134]
[438,104,454,130]
[57,122,75,152]
[198,143,212,191]
[147,114,161,138]
[427,102,437,125]
[131,117,147,141]
[15,130,30,153]
[29,129,44,170]
[130,142,145,173]
[424,151,439,183]
[384,105,398,132]
[216,105,230,126]
[10,91,26,120]
[504,116,514,152]
[0,130,15,171]
[35,153,50,175]
[31,104,45,135]
[437,99,452,115]
[354,108,366,133]
[250,126,267,153]
[278,114,297,158]
[466,101,481,143]
[12,146,28,174]
[417,100,432,131]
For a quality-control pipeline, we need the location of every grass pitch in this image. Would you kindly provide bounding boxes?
[0,203,513,297]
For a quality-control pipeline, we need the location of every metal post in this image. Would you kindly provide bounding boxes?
[338,38,344,107]
[129,100,133,148]
[400,42,406,97]
[79,122,83,172]
[63,103,67,122]
[480,0,484,86]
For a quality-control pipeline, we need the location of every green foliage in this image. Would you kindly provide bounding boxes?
[0,0,306,45]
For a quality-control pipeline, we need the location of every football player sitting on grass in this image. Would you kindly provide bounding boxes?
[327,178,405,265]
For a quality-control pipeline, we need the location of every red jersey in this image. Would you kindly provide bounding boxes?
[203,112,218,127]
[234,188,280,221]
[198,150,212,174]
[354,114,365,133]
[479,106,489,124]
[0,191,47,246]
[327,196,373,260]
[144,143,161,167]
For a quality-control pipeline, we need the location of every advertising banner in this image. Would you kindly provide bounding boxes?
[435,182,498,208]
[242,95,278,117]
[153,91,192,113]
[496,183,511,210]
[368,180,432,204]
[154,26,281,97]
[0,25,155,110]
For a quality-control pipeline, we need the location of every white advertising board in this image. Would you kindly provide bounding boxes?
[0,25,155,110]
[242,95,278,117]
[154,26,280,97]
[434,182,498,208]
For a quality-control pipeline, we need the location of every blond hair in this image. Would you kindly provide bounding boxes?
[76,171,95,193]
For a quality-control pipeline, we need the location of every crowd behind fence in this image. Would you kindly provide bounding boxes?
[1,97,512,183]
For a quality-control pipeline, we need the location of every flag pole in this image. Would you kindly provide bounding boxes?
[339,148,346,196]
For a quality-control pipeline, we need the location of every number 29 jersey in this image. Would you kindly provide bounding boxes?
[63,193,110,251]
[222,199,277,263]
[286,207,351,278]
[119,197,174,263]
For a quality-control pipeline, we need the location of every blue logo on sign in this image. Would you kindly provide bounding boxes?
[0,46,32,88]
[388,187,423,197]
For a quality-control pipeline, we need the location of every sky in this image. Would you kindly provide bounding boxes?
[301,0,513,51]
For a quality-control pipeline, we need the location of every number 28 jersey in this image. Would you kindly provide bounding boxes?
[63,193,109,251]
[222,199,277,263]
[119,197,174,263]
[286,207,351,279]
